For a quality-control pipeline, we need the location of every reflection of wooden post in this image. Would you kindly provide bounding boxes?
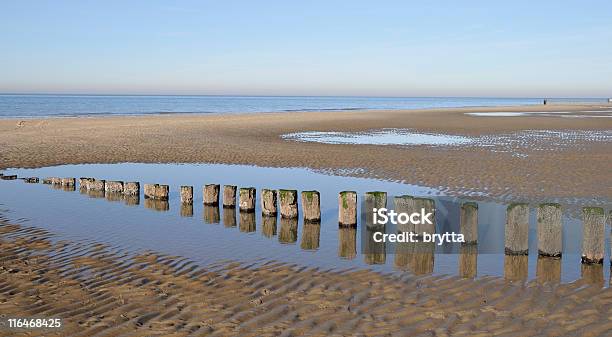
[239,187,256,212]
[105,181,124,193]
[223,207,236,228]
[338,226,356,259]
[144,184,169,200]
[338,191,357,226]
[261,189,278,216]
[412,242,435,275]
[61,177,76,186]
[279,217,298,243]
[204,205,220,224]
[536,257,561,284]
[23,177,39,183]
[239,211,256,232]
[460,202,478,244]
[125,194,140,206]
[124,182,140,196]
[364,226,386,265]
[394,241,412,271]
[504,255,528,282]
[180,186,193,204]
[145,199,169,211]
[505,203,529,255]
[223,185,237,208]
[581,264,603,287]
[364,192,387,228]
[537,203,562,257]
[203,184,220,206]
[279,189,298,218]
[301,191,320,222]
[300,222,320,250]
[180,203,193,217]
[581,207,605,264]
[261,215,277,237]
[459,244,477,278]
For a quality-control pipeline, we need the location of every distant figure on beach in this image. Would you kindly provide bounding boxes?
[543,99,547,105]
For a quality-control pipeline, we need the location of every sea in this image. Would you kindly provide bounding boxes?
[0,94,606,118]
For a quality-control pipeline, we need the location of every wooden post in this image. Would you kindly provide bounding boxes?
[203,184,220,206]
[414,198,435,235]
[223,185,237,208]
[88,179,105,191]
[105,181,124,193]
[180,186,193,204]
[394,195,413,233]
[364,192,387,228]
[338,191,357,226]
[505,203,529,255]
[261,189,278,216]
[279,189,298,218]
[239,187,256,212]
[124,182,140,196]
[144,184,169,200]
[0,174,17,180]
[537,203,562,257]
[60,177,76,186]
[22,177,39,183]
[460,202,478,244]
[581,207,605,264]
[301,191,320,222]
[79,177,94,189]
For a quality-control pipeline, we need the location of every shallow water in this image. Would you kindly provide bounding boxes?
[0,94,607,118]
[283,129,474,146]
[1,163,610,284]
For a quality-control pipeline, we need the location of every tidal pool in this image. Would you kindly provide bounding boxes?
[1,163,610,284]
[282,129,474,146]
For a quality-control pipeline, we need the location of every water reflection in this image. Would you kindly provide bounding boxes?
[180,203,194,217]
[504,255,528,282]
[239,211,256,233]
[363,226,386,265]
[338,227,356,259]
[581,264,604,287]
[300,222,320,250]
[106,192,124,202]
[262,216,277,238]
[223,207,237,228]
[459,244,478,279]
[279,217,298,243]
[144,198,169,212]
[204,205,220,224]
[536,257,561,284]
[125,195,140,206]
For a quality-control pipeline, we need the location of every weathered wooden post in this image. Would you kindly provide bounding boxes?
[88,179,105,191]
[22,177,39,183]
[537,203,562,257]
[394,195,413,233]
[61,177,76,187]
[144,184,169,200]
[504,203,529,255]
[278,217,298,244]
[460,202,478,244]
[581,207,605,264]
[223,207,236,227]
[1,174,17,180]
[105,181,124,193]
[79,177,94,189]
[300,221,320,250]
[124,182,140,196]
[414,197,435,235]
[338,226,357,259]
[261,189,278,216]
[301,191,320,222]
[536,257,561,284]
[223,185,237,208]
[203,184,220,206]
[279,189,298,219]
[459,244,477,279]
[180,186,193,204]
[364,192,387,227]
[239,187,256,212]
[338,191,357,226]
[239,211,256,232]
[203,205,220,224]
[261,215,277,238]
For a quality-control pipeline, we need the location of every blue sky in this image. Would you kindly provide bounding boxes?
[1,0,611,97]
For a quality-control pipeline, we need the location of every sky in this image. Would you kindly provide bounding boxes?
[1,0,611,97]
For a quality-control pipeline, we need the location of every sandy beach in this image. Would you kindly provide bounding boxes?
[1,104,611,203]
[1,221,610,336]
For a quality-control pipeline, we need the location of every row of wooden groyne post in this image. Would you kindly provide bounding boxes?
[5,174,612,266]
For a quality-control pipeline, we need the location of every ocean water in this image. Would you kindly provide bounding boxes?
[0,94,606,118]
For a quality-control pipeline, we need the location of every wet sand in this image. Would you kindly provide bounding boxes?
[1,104,611,203]
[1,222,611,336]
